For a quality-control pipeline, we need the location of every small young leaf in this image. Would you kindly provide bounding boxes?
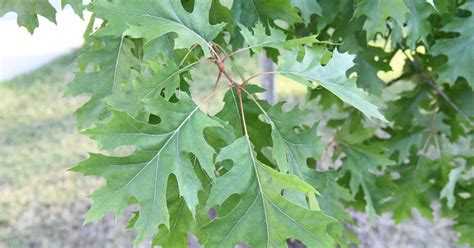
[239,22,321,53]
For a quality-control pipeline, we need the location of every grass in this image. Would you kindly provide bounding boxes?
[0,52,89,205]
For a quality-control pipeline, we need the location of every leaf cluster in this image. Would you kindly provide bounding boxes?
[3,0,474,246]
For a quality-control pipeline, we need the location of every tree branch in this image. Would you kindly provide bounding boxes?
[398,45,473,127]
[424,76,474,127]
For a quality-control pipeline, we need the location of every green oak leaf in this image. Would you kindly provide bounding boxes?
[251,101,325,207]
[203,136,338,248]
[71,93,221,243]
[405,0,435,49]
[291,0,322,24]
[277,47,387,121]
[239,22,322,53]
[152,163,212,248]
[351,46,392,95]
[128,176,197,248]
[0,0,56,33]
[210,0,232,26]
[386,130,425,162]
[253,100,354,223]
[431,2,474,88]
[342,145,395,220]
[142,35,177,62]
[336,114,376,146]
[232,0,302,27]
[265,102,324,175]
[125,155,219,248]
[354,0,409,40]
[317,0,351,31]
[90,0,225,57]
[66,37,139,129]
[453,190,474,246]
[208,0,234,44]
[330,4,365,54]
[382,155,446,222]
[430,0,458,14]
[456,216,474,246]
[216,86,272,153]
[105,59,183,117]
[304,171,354,223]
[153,194,194,248]
[446,80,474,117]
[239,22,285,52]
[61,0,84,18]
[440,158,466,209]
[252,100,352,223]
[385,84,430,128]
